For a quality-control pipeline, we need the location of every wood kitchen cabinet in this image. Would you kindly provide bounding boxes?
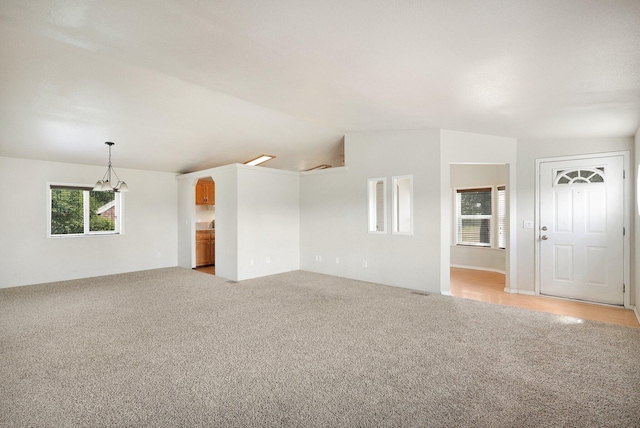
[195,180,215,205]
[196,230,215,267]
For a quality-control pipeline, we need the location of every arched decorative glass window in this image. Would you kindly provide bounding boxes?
[554,167,605,185]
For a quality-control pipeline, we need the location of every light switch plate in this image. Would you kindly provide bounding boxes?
[523,220,534,229]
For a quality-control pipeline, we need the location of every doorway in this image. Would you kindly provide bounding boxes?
[195,177,216,275]
[537,153,627,306]
[450,163,508,277]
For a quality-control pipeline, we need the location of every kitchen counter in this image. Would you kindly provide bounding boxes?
[196,221,215,231]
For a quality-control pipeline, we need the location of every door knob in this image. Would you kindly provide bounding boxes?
[541,226,547,231]
[541,235,548,240]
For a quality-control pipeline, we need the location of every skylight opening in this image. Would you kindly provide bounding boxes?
[305,164,332,171]
[244,155,275,166]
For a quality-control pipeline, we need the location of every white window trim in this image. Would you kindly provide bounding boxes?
[454,185,501,249]
[47,182,123,238]
[392,175,413,235]
[367,177,387,234]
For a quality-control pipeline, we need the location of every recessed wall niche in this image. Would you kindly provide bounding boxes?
[367,177,386,233]
[392,175,413,234]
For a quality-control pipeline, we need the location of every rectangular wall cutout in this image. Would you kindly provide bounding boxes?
[368,177,387,233]
[392,175,413,235]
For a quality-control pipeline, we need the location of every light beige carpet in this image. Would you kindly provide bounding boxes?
[1,267,639,427]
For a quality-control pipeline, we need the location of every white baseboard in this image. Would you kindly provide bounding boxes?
[503,288,536,296]
[634,306,640,325]
[450,264,506,275]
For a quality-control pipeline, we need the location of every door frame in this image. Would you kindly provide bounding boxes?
[535,151,631,308]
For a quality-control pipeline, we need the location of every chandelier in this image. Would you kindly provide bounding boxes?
[93,142,129,192]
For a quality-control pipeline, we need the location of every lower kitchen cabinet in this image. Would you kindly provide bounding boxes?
[196,230,215,267]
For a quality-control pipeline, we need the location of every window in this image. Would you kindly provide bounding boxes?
[555,167,605,185]
[456,188,492,246]
[368,178,386,233]
[392,175,413,234]
[455,186,507,249]
[49,185,121,236]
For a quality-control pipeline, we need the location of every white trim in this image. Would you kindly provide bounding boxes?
[83,191,90,232]
[539,292,627,309]
[454,185,495,247]
[503,287,535,295]
[633,306,640,325]
[367,177,387,234]
[450,264,506,275]
[453,185,507,249]
[450,244,505,251]
[442,160,517,299]
[47,182,123,238]
[392,175,414,235]
[637,164,640,216]
[534,151,631,308]
[300,166,349,176]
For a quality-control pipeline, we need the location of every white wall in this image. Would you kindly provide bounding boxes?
[300,130,442,292]
[236,167,300,280]
[440,130,518,294]
[299,167,350,278]
[0,156,178,288]
[450,164,506,188]
[450,164,507,273]
[451,246,506,273]
[177,164,300,281]
[516,137,634,296]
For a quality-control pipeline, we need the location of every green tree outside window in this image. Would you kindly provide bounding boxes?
[51,187,119,235]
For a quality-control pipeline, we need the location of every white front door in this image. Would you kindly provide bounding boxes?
[539,155,624,305]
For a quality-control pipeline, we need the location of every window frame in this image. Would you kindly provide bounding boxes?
[455,186,493,248]
[453,185,507,250]
[47,183,123,238]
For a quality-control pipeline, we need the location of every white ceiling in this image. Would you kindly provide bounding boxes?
[1,0,639,173]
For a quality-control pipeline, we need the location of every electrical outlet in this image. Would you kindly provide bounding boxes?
[363,260,368,268]
[266,257,271,264]
[250,259,254,266]
[318,256,322,262]
[336,257,340,264]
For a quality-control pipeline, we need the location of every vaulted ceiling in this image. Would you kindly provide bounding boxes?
[1,0,639,173]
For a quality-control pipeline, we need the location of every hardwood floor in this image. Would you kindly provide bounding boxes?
[191,265,638,328]
[450,267,639,328]
[194,266,215,275]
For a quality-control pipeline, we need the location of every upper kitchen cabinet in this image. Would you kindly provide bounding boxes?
[195,179,215,205]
